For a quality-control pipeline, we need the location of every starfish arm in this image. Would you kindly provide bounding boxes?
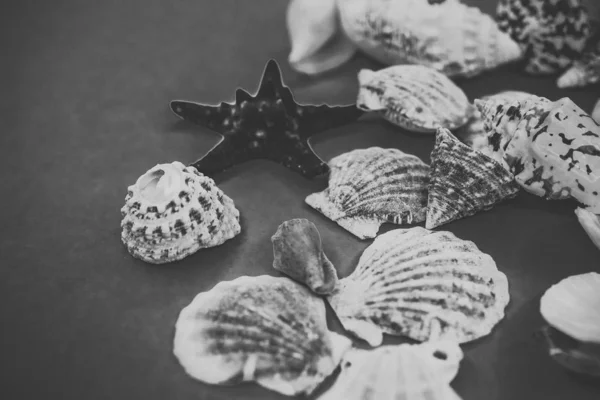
[189,136,249,177]
[170,100,233,134]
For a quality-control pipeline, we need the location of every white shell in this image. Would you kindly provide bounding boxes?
[338,0,522,77]
[575,207,600,251]
[540,272,600,343]
[357,65,473,133]
[593,99,600,123]
[120,162,241,264]
[306,147,430,239]
[318,341,464,400]
[173,275,352,396]
[327,227,510,346]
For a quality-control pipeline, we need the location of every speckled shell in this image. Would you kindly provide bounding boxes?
[318,341,464,400]
[338,0,522,78]
[540,272,600,344]
[557,37,600,88]
[357,65,473,133]
[305,147,430,239]
[476,96,600,213]
[575,207,600,250]
[327,227,510,346]
[271,219,339,295]
[496,0,591,74]
[426,128,520,229]
[120,162,241,264]
[594,99,600,123]
[173,275,352,396]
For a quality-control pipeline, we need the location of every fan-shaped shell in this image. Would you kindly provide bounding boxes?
[318,341,464,400]
[173,275,352,396]
[327,227,510,346]
[575,207,600,251]
[120,162,241,264]
[305,147,430,239]
[540,272,600,344]
[426,128,520,229]
[338,0,522,78]
[357,65,474,133]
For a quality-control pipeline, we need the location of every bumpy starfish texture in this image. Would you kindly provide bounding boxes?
[170,59,364,178]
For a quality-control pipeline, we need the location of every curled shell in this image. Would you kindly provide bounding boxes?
[575,207,600,250]
[426,128,520,229]
[539,325,600,377]
[120,162,241,264]
[305,147,430,239]
[271,219,339,295]
[338,0,522,78]
[356,65,473,133]
[318,341,464,400]
[327,227,510,346]
[556,37,600,88]
[540,272,600,344]
[173,275,352,396]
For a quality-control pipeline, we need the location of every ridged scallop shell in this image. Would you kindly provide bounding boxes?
[272,219,339,295]
[540,272,600,344]
[476,96,600,213]
[593,99,600,123]
[120,162,241,264]
[173,275,352,396]
[575,207,600,250]
[357,65,474,133]
[305,147,430,239]
[327,227,510,346]
[338,0,522,78]
[557,37,600,88]
[318,341,464,400]
[426,128,520,229]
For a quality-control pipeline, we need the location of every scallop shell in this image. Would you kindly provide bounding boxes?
[556,37,600,88]
[327,227,510,346]
[305,147,430,239]
[575,207,600,250]
[540,272,600,344]
[593,98,600,123]
[120,162,241,264]
[357,65,473,133]
[318,341,464,400]
[173,275,352,396]
[338,0,522,78]
[539,325,600,377]
[272,219,339,295]
[426,128,520,230]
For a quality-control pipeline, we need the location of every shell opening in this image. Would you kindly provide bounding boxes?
[137,166,178,204]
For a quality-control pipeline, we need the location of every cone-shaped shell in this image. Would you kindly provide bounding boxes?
[318,341,464,400]
[338,0,522,78]
[539,325,600,377]
[173,275,352,396]
[272,219,339,295]
[575,207,600,251]
[540,272,600,344]
[305,147,430,239]
[327,227,510,346]
[120,162,241,264]
[357,65,474,133]
[426,128,520,229]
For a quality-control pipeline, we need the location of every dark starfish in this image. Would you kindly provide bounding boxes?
[170,59,364,178]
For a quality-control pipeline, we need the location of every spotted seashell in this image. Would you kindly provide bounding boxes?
[557,36,600,88]
[496,0,591,74]
[173,275,352,396]
[305,147,430,239]
[426,128,520,229]
[327,227,510,346]
[271,219,339,295]
[575,207,600,251]
[476,96,600,213]
[337,0,522,78]
[120,162,241,264]
[357,65,473,133]
[319,341,464,400]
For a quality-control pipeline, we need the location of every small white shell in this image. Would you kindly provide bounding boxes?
[540,272,600,344]
[357,65,474,133]
[318,341,464,400]
[575,207,600,251]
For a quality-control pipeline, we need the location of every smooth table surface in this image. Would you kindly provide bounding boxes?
[2,1,600,399]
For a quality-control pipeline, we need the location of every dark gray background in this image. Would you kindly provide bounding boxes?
[1,0,599,399]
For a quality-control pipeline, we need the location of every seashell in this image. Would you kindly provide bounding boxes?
[556,36,600,88]
[575,207,600,250]
[337,0,522,78]
[271,218,339,295]
[305,147,430,239]
[120,162,241,264]
[173,275,352,396]
[496,0,591,74]
[356,65,473,133]
[540,272,600,344]
[426,127,520,229]
[539,325,600,377]
[318,341,464,400]
[327,227,510,346]
[593,98,600,123]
